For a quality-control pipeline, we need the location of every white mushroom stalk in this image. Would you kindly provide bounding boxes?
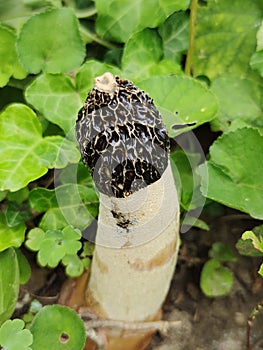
[76,73,180,349]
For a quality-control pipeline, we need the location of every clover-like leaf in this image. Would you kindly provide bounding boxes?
[138,75,218,137]
[200,259,233,297]
[0,25,27,87]
[0,248,20,325]
[0,319,33,350]
[30,305,86,350]
[26,226,82,268]
[0,213,26,252]
[17,8,85,73]
[0,104,79,192]
[95,0,190,42]
[62,254,84,277]
[198,128,263,220]
[193,0,262,80]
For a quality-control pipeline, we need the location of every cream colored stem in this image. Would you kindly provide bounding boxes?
[86,162,180,322]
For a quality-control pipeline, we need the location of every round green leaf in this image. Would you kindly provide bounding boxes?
[0,248,20,325]
[200,259,233,297]
[193,0,262,80]
[30,305,86,350]
[198,128,263,220]
[138,75,218,137]
[211,76,263,132]
[209,242,237,262]
[17,8,85,73]
[0,25,27,87]
[95,0,190,43]
[0,319,33,350]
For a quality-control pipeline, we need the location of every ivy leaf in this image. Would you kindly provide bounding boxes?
[29,188,58,213]
[95,0,190,43]
[198,128,263,220]
[5,202,31,227]
[40,184,98,230]
[0,248,20,325]
[138,75,218,137]
[0,25,27,87]
[158,11,189,62]
[25,73,83,134]
[0,319,33,350]
[0,213,26,252]
[200,259,233,297]
[210,76,263,132]
[30,305,86,350]
[15,249,31,285]
[17,8,85,74]
[193,0,262,80]
[0,104,79,192]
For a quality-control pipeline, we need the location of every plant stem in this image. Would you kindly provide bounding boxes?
[185,0,198,76]
[79,24,117,49]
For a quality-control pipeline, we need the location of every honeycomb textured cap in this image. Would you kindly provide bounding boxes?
[76,74,169,198]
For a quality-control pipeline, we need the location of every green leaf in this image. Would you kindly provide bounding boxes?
[138,75,218,137]
[15,249,31,285]
[198,128,263,220]
[0,25,27,87]
[171,150,204,210]
[193,0,262,80]
[7,187,29,204]
[0,248,20,325]
[0,319,33,350]
[29,188,58,213]
[0,213,26,252]
[210,76,263,132]
[59,162,93,186]
[27,226,81,268]
[5,202,31,227]
[250,20,263,77]
[0,104,79,192]
[17,8,85,74]
[242,227,263,253]
[158,11,189,62]
[122,28,181,81]
[200,259,233,297]
[95,0,190,43]
[25,73,83,134]
[26,228,45,251]
[236,237,263,257]
[30,305,86,350]
[209,242,237,262]
[39,184,98,231]
[62,254,84,277]
[259,264,263,277]
[122,29,160,78]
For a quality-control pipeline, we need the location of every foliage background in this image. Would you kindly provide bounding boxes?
[0,0,263,348]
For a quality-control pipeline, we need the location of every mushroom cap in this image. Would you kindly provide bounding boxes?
[76,74,169,198]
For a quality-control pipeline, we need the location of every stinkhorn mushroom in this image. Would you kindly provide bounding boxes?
[75,73,180,350]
